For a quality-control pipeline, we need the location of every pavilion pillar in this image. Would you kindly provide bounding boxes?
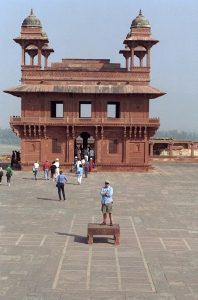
[122,127,127,163]
[191,143,194,158]
[22,47,25,65]
[169,143,173,156]
[146,48,151,68]
[44,56,48,68]
[130,48,134,70]
[126,56,129,71]
[149,142,154,156]
[95,139,102,164]
[144,138,149,164]
[65,126,70,163]
[38,48,42,67]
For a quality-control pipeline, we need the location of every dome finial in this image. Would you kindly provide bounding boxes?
[22,9,42,27]
[139,9,142,16]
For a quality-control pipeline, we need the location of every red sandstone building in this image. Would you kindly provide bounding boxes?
[5,9,165,171]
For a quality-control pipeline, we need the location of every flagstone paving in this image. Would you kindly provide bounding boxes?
[0,163,198,300]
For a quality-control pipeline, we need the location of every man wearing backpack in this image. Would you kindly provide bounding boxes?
[6,165,13,187]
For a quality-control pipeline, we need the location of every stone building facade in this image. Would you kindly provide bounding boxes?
[5,10,165,171]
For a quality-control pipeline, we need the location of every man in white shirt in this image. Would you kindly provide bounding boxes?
[54,158,60,177]
[33,160,39,180]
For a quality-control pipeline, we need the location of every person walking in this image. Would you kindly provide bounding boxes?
[54,158,60,178]
[6,165,13,187]
[43,160,50,180]
[100,180,113,226]
[55,170,68,200]
[0,167,4,185]
[33,160,39,180]
[84,159,89,178]
[50,161,56,181]
[76,164,83,185]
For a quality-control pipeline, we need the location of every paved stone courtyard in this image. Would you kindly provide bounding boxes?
[0,163,198,300]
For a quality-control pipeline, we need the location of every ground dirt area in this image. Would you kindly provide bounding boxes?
[0,163,198,300]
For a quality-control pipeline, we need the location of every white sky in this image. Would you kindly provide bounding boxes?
[0,0,198,131]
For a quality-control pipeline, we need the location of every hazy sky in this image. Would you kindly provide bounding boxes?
[1,0,198,131]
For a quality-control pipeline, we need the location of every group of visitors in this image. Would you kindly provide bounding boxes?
[74,145,95,161]
[32,156,114,224]
[11,150,20,168]
[0,165,13,186]
[32,158,60,181]
[0,162,114,226]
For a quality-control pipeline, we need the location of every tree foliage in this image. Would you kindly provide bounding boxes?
[0,128,20,145]
[155,130,198,141]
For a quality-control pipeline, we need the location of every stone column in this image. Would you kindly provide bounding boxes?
[146,47,151,68]
[126,56,129,71]
[149,142,154,156]
[130,47,134,70]
[38,48,42,67]
[22,47,25,65]
[169,143,173,157]
[191,143,194,157]
[122,127,127,163]
[144,137,149,164]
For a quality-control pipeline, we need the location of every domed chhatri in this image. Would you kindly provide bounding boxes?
[22,9,42,28]
[131,9,150,28]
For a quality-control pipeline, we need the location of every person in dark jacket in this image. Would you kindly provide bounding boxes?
[55,170,68,200]
[50,161,56,181]
[0,167,3,185]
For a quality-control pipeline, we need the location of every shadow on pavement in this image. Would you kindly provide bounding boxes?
[37,197,59,202]
[55,231,115,244]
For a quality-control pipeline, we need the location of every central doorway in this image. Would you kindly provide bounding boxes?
[74,132,95,160]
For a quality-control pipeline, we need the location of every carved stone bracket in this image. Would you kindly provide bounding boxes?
[129,126,132,139]
[23,125,27,137]
[43,125,46,138]
[38,125,41,137]
[28,125,31,137]
[66,125,69,138]
[72,126,75,139]
[124,126,127,138]
[139,126,141,138]
[33,125,36,137]
[101,126,104,140]
[134,127,137,139]
[95,126,98,139]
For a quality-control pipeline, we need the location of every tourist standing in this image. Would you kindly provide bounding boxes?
[43,160,50,180]
[100,180,113,226]
[56,170,68,200]
[76,164,83,185]
[33,160,39,180]
[0,167,4,185]
[6,165,13,187]
[54,158,60,178]
[50,161,56,181]
[84,159,89,178]
[89,157,94,172]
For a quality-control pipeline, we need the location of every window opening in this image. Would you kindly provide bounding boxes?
[51,101,63,118]
[109,139,118,153]
[79,102,92,118]
[52,139,61,153]
[107,102,120,118]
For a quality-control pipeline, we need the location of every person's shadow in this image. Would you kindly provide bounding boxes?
[37,197,59,202]
[55,232,87,244]
[55,232,115,244]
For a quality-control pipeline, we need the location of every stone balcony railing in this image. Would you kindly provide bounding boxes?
[10,116,160,127]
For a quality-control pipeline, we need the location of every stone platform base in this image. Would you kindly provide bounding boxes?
[87,223,120,245]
